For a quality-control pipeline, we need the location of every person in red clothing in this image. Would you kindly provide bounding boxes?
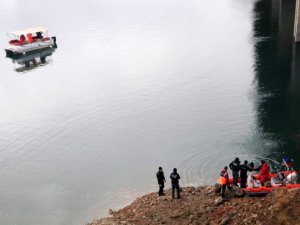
[259,160,270,186]
[27,33,33,43]
[20,34,25,43]
[219,166,231,198]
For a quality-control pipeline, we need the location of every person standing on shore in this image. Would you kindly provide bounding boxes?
[170,168,181,199]
[156,167,166,196]
[229,157,240,186]
[239,160,252,188]
[219,166,231,198]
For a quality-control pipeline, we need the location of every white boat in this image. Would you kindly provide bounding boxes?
[5,27,57,58]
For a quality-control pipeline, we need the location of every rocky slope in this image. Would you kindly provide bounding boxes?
[87,185,300,225]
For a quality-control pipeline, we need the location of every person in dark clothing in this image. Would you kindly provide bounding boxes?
[229,157,240,186]
[239,160,253,188]
[170,168,181,199]
[36,32,43,39]
[156,167,166,196]
[253,162,262,172]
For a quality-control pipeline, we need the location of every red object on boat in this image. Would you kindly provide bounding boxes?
[228,170,298,184]
[260,162,270,184]
[244,183,300,196]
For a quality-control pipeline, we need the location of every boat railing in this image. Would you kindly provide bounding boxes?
[9,37,51,46]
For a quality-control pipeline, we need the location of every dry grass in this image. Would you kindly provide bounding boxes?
[268,188,300,225]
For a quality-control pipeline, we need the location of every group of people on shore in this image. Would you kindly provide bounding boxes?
[156,158,271,199]
[219,158,270,197]
[156,167,181,199]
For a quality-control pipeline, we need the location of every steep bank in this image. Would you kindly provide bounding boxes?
[87,186,300,225]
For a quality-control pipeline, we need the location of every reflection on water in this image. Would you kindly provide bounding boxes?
[252,0,300,166]
[6,47,57,73]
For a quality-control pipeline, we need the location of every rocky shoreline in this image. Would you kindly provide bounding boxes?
[87,185,300,225]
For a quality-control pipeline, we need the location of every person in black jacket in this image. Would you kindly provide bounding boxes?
[239,160,253,188]
[156,167,166,196]
[229,157,240,186]
[170,168,181,199]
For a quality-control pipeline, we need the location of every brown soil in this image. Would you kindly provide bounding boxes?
[87,185,300,225]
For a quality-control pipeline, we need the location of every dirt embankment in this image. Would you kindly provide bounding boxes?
[87,185,300,225]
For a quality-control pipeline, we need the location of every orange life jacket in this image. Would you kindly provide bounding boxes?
[27,33,33,43]
[219,176,227,185]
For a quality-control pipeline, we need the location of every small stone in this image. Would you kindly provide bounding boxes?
[214,197,224,206]
[170,214,181,219]
[220,217,231,225]
[230,210,237,216]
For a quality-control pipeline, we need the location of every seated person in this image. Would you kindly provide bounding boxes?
[32,32,43,41]
[27,33,33,43]
[36,32,43,39]
[20,34,26,43]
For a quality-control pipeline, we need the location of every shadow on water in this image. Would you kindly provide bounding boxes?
[252,0,300,168]
[6,47,57,73]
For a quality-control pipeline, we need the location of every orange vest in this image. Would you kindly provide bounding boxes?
[218,176,227,185]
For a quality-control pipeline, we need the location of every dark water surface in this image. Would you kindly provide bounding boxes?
[0,0,300,224]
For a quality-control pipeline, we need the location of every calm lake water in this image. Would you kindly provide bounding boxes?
[1,0,300,224]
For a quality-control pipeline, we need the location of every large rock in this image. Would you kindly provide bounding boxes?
[212,183,222,194]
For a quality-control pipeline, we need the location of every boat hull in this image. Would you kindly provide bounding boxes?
[220,170,299,196]
[244,184,300,196]
[13,48,56,63]
[5,36,57,59]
